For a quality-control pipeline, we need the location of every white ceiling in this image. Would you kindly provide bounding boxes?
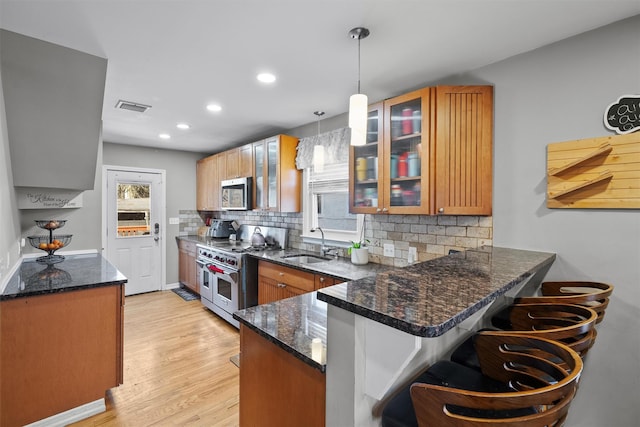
[1,1,639,154]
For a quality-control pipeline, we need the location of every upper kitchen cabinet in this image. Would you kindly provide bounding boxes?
[253,134,301,212]
[351,89,432,214]
[349,85,493,215]
[196,154,219,211]
[433,85,493,215]
[220,143,253,180]
[0,30,107,190]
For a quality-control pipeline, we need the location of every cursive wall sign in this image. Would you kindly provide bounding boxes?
[604,94,640,134]
[16,188,83,209]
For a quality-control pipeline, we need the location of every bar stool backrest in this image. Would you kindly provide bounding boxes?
[517,281,613,324]
[411,332,583,427]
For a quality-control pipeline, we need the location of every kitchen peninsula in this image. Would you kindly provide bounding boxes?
[0,253,127,427]
[234,246,556,427]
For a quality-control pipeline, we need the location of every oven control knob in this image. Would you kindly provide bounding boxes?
[230,259,236,265]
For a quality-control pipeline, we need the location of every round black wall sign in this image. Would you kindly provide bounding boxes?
[604,94,640,134]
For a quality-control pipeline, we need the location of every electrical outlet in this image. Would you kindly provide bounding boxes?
[383,243,395,257]
[408,247,417,264]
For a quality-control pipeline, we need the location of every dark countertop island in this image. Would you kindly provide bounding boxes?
[1,252,127,300]
[0,252,127,426]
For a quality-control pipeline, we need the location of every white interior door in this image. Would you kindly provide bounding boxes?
[105,168,163,295]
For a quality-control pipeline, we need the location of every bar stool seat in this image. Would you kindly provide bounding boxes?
[381,332,583,427]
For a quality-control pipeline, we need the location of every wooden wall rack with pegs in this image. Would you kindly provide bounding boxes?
[546,133,640,209]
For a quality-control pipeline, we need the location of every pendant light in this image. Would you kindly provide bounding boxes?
[313,111,325,173]
[348,27,370,146]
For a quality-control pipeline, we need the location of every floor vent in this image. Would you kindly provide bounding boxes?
[115,100,151,113]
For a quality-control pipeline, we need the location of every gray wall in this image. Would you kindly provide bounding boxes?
[102,142,203,284]
[471,16,639,427]
[0,63,21,283]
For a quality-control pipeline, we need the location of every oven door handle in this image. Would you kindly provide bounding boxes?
[207,263,226,274]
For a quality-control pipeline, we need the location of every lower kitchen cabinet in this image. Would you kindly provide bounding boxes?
[315,274,336,290]
[0,285,124,426]
[258,261,315,304]
[239,325,325,427]
[258,260,346,303]
[178,239,198,294]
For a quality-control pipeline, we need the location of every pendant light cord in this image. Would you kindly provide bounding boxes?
[357,37,361,94]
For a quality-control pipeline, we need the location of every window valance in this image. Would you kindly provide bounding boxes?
[295,127,350,170]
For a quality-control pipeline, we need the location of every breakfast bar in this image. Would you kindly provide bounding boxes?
[317,246,556,426]
[234,246,556,426]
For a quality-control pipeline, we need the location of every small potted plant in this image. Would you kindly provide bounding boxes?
[348,224,370,265]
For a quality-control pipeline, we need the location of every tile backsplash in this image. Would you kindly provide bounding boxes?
[182,210,492,267]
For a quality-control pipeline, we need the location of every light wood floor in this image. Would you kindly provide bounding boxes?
[71,290,240,426]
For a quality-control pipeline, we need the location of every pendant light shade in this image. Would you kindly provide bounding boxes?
[348,27,370,146]
[313,111,325,172]
[349,93,368,146]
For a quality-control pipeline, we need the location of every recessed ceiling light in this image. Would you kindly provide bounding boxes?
[206,103,222,112]
[257,73,276,83]
[176,123,190,130]
[159,133,171,140]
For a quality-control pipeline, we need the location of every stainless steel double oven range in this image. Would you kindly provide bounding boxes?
[195,226,286,328]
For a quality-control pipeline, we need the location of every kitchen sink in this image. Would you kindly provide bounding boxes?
[281,254,333,264]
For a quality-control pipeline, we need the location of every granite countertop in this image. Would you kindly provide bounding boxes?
[1,253,128,300]
[317,246,556,337]
[177,234,388,282]
[234,291,328,372]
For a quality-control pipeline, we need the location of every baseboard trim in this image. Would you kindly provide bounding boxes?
[25,398,106,427]
[164,281,181,290]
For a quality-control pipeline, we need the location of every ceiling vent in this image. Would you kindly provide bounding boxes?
[115,100,151,113]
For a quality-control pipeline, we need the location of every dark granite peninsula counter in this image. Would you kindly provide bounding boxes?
[0,253,127,426]
[318,246,556,427]
[234,291,328,372]
[317,246,556,337]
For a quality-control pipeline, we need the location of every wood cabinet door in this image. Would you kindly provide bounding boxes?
[258,276,282,305]
[225,148,240,179]
[350,102,385,214]
[239,143,253,178]
[315,274,336,290]
[382,88,432,215]
[196,155,219,211]
[434,85,493,215]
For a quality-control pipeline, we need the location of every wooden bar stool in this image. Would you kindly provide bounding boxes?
[451,303,598,372]
[381,332,583,427]
[493,281,613,329]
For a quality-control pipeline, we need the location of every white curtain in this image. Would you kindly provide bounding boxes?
[295,127,350,170]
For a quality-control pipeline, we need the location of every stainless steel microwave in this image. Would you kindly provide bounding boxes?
[221,177,252,210]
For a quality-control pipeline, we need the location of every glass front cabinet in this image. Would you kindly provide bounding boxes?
[253,134,301,212]
[350,88,431,214]
[350,85,493,216]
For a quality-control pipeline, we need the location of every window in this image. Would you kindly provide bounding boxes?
[302,160,363,245]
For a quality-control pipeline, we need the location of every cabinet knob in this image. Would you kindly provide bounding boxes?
[376,208,382,212]
[438,208,444,213]
[382,207,389,212]
[319,277,325,282]
[279,272,284,276]
[277,283,286,288]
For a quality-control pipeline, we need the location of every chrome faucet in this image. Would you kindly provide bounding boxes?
[311,227,336,257]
